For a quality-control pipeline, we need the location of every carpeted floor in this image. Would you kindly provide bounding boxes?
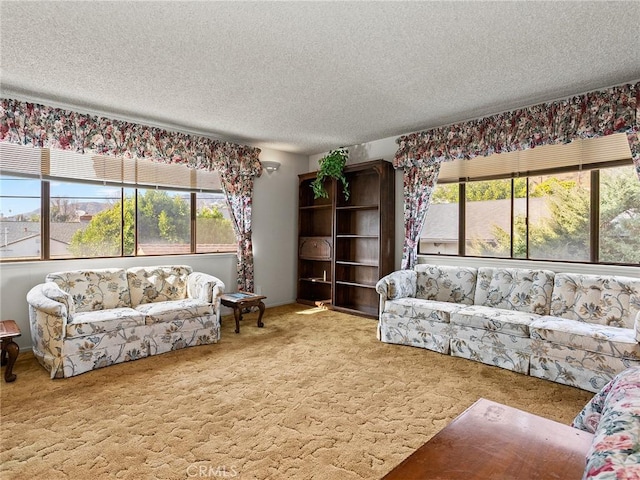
[1,304,593,480]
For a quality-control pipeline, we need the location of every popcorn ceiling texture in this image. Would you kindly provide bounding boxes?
[1,304,592,479]
[1,2,639,155]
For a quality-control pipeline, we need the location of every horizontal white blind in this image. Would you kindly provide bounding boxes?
[438,133,632,182]
[48,150,125,183]
[0,143,222,191]
[0,143,45,177]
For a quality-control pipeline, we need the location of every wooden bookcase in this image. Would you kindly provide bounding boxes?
[297,159,395,318]
[297,173,334,307]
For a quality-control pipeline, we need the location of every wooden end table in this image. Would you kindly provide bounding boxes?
[220,292,266,334]
[1,320,21,382]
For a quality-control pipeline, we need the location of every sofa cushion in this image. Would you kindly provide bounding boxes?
[66,308,146,338]
[46,268,130,313]
[127,265,192,306]
[530,316,640,360]
[412,300,465,323]
[414,264,477,305]
[135,299,214,324]
[474,267,554,314]
[384,298,461,323]
[450,305,540,337]
[549,273,640,329]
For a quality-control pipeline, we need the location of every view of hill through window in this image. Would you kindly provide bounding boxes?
[0,177,236,260]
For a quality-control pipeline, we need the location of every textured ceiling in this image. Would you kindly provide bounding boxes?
[1,1,639,155]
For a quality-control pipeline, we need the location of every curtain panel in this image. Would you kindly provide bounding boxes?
[393,82,639,269]
[0,98,262,289]
[401,160,441,270]
[217,154,262,293]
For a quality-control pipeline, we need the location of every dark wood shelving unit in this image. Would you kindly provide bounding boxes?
[297,159,395,317]
[297,174,334,307]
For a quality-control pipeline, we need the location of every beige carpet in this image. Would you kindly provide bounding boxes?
[1,304,593,480]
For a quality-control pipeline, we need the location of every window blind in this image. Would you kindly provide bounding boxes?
[0,143,222,191]
[0,142,46,177]
[438,133,632,183]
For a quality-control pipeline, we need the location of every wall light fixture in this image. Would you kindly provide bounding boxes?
[262,161,281,174]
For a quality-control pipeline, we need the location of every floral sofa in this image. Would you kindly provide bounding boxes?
[375,264,640,392]
[571,366,640,479]
[27,265,225,378]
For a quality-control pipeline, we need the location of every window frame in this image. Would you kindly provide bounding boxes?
[419,159,638,267]
[0,178,237,263]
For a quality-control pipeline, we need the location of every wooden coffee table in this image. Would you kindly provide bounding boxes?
[381,398,593,480]
[220,292,266,333]
[0,320,21,382]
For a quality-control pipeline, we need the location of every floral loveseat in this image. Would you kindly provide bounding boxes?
[27,265,225,378]
[375,264,640,392]
[571,366,640,479]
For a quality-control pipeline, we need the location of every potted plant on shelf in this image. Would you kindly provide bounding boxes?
[311,148,350,200]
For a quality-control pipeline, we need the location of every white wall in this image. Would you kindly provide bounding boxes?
[0,147,308,350]
[252,148,309,305]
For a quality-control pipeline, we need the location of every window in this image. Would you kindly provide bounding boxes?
[136,189,191,256]
[527,171,591,262]
[465,179,513,258]
[50,181,125,259]
[421,184,458,255]
[418,134,639,265]
[599,166,640,264]
[196,192,236,253]
[0,176,41,261]
[0,144,236,262]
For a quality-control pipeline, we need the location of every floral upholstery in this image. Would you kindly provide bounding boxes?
[571,367,640,480]
[383,298,463,323]
[378,313,451,354]
[127,265,191,306]
[27,265,225,378]
[66,308,146,338]
[412,300,465,323]
[46,268,130,313]
[375,270,417,301]
[550,274,640,328]
[187,272,225,303]
[531,317,640,360]
[377,263,640,392]
[451,305,540,337]
[414,264,477,304]
[450,339,530,374]
[135,299,214,324]
[474,268,555,315]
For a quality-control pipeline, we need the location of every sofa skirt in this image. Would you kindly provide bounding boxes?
[54,317,221,378]
[378,313,450,354]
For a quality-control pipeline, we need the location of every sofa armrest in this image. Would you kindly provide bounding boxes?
[187,272,225,303]
[575,367,640,479]
[635,311,640,343]
[376,270,417,301]
[27,282,73,318]
[26,282,72,378]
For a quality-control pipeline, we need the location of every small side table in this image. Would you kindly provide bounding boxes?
[0,320,21,382]
[220,292,266,334]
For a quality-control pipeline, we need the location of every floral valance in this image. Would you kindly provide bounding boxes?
[394,82,639,177]
[0,98,262,176]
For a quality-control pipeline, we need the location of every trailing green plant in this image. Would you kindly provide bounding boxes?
[311,148,350,200]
